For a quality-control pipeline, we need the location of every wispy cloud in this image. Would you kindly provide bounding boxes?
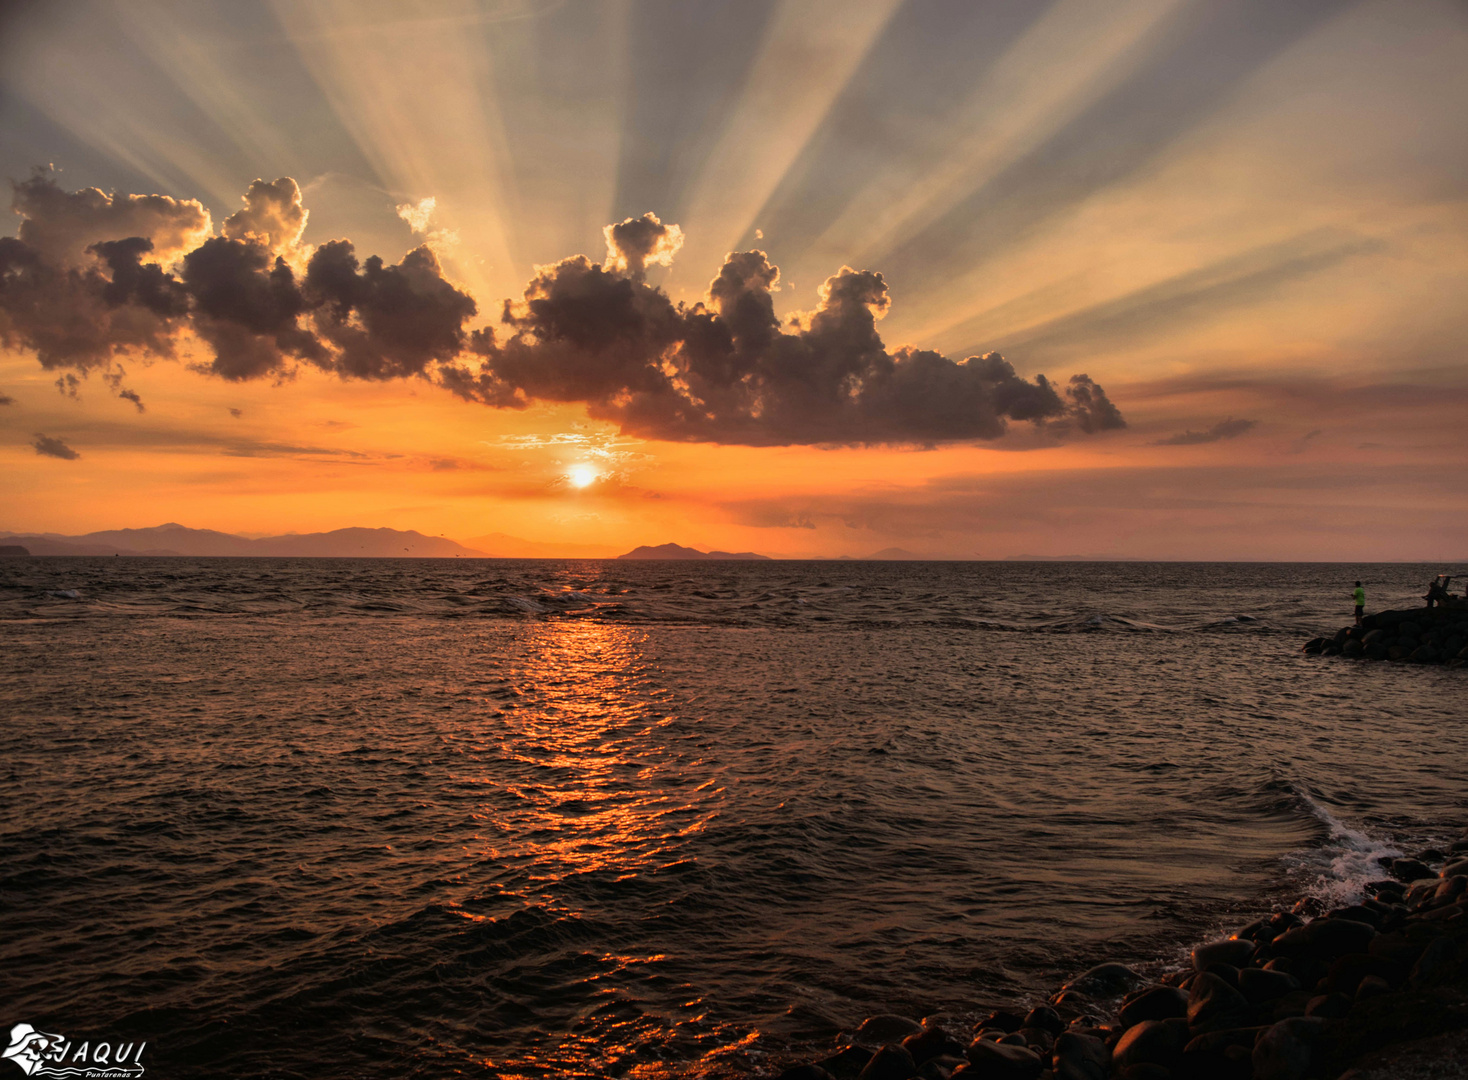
[1153,417,1257,446]
[32,433,80,459]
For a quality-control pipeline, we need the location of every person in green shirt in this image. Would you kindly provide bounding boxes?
[1353,581,1365,625]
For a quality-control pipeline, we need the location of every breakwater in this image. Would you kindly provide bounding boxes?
[1302,605,1468,667]
[775,834,1468,1080]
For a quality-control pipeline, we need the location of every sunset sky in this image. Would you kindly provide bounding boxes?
[2,0,1465,559]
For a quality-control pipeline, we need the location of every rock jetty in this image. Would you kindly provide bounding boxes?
[1302,605,1468,668]
[772,830,1468,1080]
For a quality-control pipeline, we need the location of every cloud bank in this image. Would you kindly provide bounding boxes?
[1,174,1124,446]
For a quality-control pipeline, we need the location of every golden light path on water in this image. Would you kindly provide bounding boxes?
[455,619,739,1076]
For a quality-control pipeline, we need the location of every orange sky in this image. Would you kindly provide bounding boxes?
[2,0,1466,559]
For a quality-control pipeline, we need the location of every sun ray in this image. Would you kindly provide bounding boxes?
[667,0,904,296]
[789,0,1184,283]
[268,0,526,304]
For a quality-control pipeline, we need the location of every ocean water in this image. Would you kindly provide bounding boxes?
[0,558,1464,1078]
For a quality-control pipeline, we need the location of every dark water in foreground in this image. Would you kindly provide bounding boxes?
[1,559,1465,1078]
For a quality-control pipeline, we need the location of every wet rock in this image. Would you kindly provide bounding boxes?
[995,1033,1027,1047]
[1192,938,1256,972]
[1111,1019,1187,1072]
[1056,962,1145,999]
[1270,990,1316,1021]
[1304,992,1353,1018]
[1355,975,1391,1000]
[1116,1065,1172,1080]
[1047,989,1094,1014]
[1252,1017,1325,1080]
[1187,972,1252,1033]
[1330,904,1380,927]
[1013,1028,1053,1056]
[1408,926,1468,986]
[917,1055,965,1080]
[780,1066,835,1080]
[974,1010,1026,1035]
[1021,1006,1063,1036]
[1238,966,1300,1005]
[1342,638,1364,657]
[902,1026,965,1065]
[1051,1031,1109,1080]
[1118,986,1188,1028]
[963,1037,1043,1079]
[818,1045,875,1080]
[856,1043,918,1080]
[856,1016,924,1046]
[1320,952,1404,995]
[1270,916,1376,963]
[1387,858,1432,883]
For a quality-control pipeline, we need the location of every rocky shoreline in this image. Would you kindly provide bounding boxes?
[772,831,1468,1080]
[1302,604,1468,667]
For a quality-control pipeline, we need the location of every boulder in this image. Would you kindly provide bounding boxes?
[1118,986,1188,1028]
[902,1026,965,1065]
[1388,858,1433,883]
[974,1010,1026,1035]
[856,1016,925,1046]
[1187,972,1252,1033]
[1252,1017,1325,1080]
[1304,992,1352,1018]
[1408,926,1468,987]
[856,1043,918,1080]
[1192,938,1256,972]
[1238,966,1301,1005]
[963,1038,1042,1079]
[1051,1031,1109,1080]
[1270,916,1376,963]
[1021,1006,1063,1036]
[1056,962,1145,999]
[780,1067,835,1080]
[1111,1019,1187,1072]
[818,1046,875,1080]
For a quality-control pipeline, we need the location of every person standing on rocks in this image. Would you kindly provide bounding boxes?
[1352,581,1365,626]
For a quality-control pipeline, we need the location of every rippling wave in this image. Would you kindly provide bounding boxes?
[0,558,1462,1077]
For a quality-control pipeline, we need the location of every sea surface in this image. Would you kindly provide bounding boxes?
[1,558,1464,1078]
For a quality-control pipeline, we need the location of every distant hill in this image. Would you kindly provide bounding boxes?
[865,547,926,560]
[617,542,771,561]
[464,531,620,559]
[0,523,489,558]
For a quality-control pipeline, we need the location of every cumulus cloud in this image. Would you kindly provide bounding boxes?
[446,247,1124,445]
[396,196,436,233]
[221,177,308,256]
[602,212,684,279]
[2,173,1126,447]
[12,171,210,267]
[32,433,79,459]
[1154,417,1257,446]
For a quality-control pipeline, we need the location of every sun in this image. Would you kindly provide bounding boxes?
[567,464,598,488]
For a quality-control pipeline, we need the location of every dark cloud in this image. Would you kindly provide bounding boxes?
[602,212,683,279]
[0,393,14,405]
[303,241,476,380]
[447,249,1124,445]
[32,432,79,459]
[3,173,1125,447]
[12,171,210,267]
[1155,417,1257,446]
[228,407,243,418]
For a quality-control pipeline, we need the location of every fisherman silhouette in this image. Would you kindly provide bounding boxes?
[1352,581,1365,626]
[1425,574,1452,609]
